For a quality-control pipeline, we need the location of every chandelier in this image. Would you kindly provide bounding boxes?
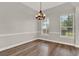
[35,2,45,20]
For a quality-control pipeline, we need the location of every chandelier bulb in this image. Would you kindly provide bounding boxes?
[35,2,46,20]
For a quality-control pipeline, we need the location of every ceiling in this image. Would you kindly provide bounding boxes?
[22,2,66,11]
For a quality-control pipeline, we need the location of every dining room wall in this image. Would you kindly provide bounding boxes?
[0,2,37,50]
[38,3,76,46]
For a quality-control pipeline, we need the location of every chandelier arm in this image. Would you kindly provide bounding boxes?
[35,2,45,20]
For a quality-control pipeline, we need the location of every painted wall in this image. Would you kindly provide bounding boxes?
[0,2,37,50]
[38,3,76,45]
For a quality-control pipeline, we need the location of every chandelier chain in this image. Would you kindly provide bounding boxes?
[40,2,42,10]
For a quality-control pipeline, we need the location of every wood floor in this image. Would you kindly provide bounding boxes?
[0,39,79,56]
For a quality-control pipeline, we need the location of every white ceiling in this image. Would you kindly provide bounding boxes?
[22,2,66,11]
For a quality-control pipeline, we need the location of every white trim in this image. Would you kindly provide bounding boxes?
[0,31,77,52]
[0,32,37,37]
[0,32,37,51]
[0,39,37,52]
[36,38,78,48]
[0,38,79,52]
[41,32,74,39]
[50,32,60,34]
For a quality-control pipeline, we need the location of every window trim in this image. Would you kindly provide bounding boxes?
[59,13,75,39]
[41,18,49,35]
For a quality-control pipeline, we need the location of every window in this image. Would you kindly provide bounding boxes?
[41,18,49,34]
[60,14,74,37]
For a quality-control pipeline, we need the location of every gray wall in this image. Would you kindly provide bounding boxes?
[0,2,37,49]
[38,3,76,45]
